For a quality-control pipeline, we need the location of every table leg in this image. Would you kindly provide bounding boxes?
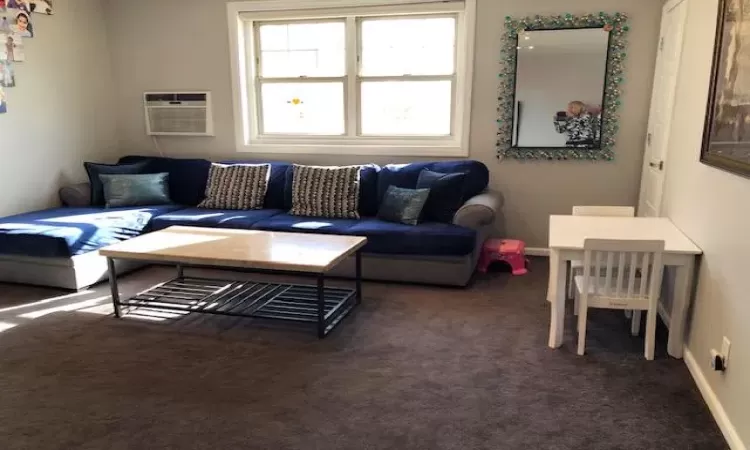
[668,256,696,358]
[355,250,362,305]
[107,257,121,318]
[176,264,184,279]
[548,249,566,348]
[317,274,326,339]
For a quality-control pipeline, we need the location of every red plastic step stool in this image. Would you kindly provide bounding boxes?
[477,239,528,275]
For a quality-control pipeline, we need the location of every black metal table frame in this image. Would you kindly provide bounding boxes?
[106,250,362,338]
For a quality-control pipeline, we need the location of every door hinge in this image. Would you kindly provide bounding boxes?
[647,132,653,146]
[659,37,665,51]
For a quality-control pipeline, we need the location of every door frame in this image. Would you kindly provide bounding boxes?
[637,0,689,217]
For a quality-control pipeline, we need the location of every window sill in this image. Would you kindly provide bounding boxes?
[237,141,468,157]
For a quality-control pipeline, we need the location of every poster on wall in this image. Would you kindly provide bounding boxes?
[0,60,15,87]
[29,1,52,15]
[0,16,10,33]
[4,1,33,37]
[0,85,6,114]
[0,32,24,61]
[11,10,32,37]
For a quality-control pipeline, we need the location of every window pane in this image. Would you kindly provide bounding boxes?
[361,81,452,136]
[261,82,345,135]
[360,17,456,76]
[259,22,345,77]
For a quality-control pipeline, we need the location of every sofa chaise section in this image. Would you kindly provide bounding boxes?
[0,205,181,289]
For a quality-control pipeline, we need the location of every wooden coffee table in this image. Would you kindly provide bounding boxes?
[99,226,367,338]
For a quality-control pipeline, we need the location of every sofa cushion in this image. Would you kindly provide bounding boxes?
[84,160,151,206]
[377,186,431,226]
[416,169,467,223]
[358,164,381,216]
[118,156,212,206]
[284,164,381,216]
[150,208,283,231]
[252,214,359,235]
[219,160,291,210]
[347,219,476,256]
[377,160,489,205]
[100,173,172,208]
[0,205,181,258]
[289,165,361,219]
[198,163,270,210]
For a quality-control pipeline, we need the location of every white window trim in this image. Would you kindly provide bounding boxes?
[227,0,476,157]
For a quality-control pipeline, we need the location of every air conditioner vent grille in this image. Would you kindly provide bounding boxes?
[144,91,213,136]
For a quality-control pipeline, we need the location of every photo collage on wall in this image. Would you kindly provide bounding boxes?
[0,0,54,114]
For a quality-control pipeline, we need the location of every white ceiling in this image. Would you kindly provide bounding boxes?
[518,28,609,55]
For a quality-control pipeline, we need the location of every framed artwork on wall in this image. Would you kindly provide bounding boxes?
[702,0,750,177]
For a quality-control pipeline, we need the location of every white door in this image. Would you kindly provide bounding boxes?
[638,0,689,217]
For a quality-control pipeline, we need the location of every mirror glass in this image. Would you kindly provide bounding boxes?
[511,28,610,149]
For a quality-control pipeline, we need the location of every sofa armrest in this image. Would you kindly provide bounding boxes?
[59,182,91,207]
[452,191,503,230]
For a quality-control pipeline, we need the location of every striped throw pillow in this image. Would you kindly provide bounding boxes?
[290,165,360,219]
[198,163,270,210]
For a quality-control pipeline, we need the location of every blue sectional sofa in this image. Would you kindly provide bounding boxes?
[0,156,503,289]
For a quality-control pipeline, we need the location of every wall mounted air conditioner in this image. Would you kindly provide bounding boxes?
[144,92,214,136]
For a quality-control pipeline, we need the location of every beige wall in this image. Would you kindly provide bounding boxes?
[662,0,749,445]
[0,0,118,217]
[103,0,662,247]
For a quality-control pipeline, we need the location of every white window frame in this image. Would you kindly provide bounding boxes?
[227,0,476,156]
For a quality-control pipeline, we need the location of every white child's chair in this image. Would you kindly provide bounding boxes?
[574,239,665,360]
[568,206,636,323]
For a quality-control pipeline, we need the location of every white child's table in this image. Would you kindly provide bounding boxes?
[547,215,702,358]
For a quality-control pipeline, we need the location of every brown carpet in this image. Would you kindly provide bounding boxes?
[0,260,725,450]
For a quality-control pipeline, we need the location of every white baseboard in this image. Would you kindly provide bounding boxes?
[526,247,550,257]
[684,348,746,450]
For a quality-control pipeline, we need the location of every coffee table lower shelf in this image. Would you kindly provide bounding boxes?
[111,274,360,338]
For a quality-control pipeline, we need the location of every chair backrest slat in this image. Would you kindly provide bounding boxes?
[639,252,650,298]
[604,251,614,297]
[594,252,602,292]
[616,252,626,298]
[627,252,638,298]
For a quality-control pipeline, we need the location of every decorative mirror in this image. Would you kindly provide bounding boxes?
[497,13,629,160]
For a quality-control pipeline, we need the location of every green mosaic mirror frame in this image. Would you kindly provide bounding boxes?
[497,12,630,161]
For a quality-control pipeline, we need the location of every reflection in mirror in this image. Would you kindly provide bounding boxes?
[512,28,610,149]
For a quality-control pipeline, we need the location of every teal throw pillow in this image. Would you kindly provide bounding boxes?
[99,173,172,208]
[84,161,151,206]
[377,186,430,226]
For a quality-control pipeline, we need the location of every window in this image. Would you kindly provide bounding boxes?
[228,0,476,156]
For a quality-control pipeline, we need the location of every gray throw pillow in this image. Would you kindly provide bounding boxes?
[377,186,430,226]
[290,164,360,219]
[99,173,171,208]
[199,163,270,210]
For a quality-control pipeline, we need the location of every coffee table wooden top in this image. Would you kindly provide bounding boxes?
[98,226,367,273]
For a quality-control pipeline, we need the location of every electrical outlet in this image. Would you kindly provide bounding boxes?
[721,337,731,368]
[710,349,726,371]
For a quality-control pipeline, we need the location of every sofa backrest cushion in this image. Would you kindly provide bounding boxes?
[283,164,381,216]
[218,160,291,210]
[377,160,489,205]
[118,156,211,206]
